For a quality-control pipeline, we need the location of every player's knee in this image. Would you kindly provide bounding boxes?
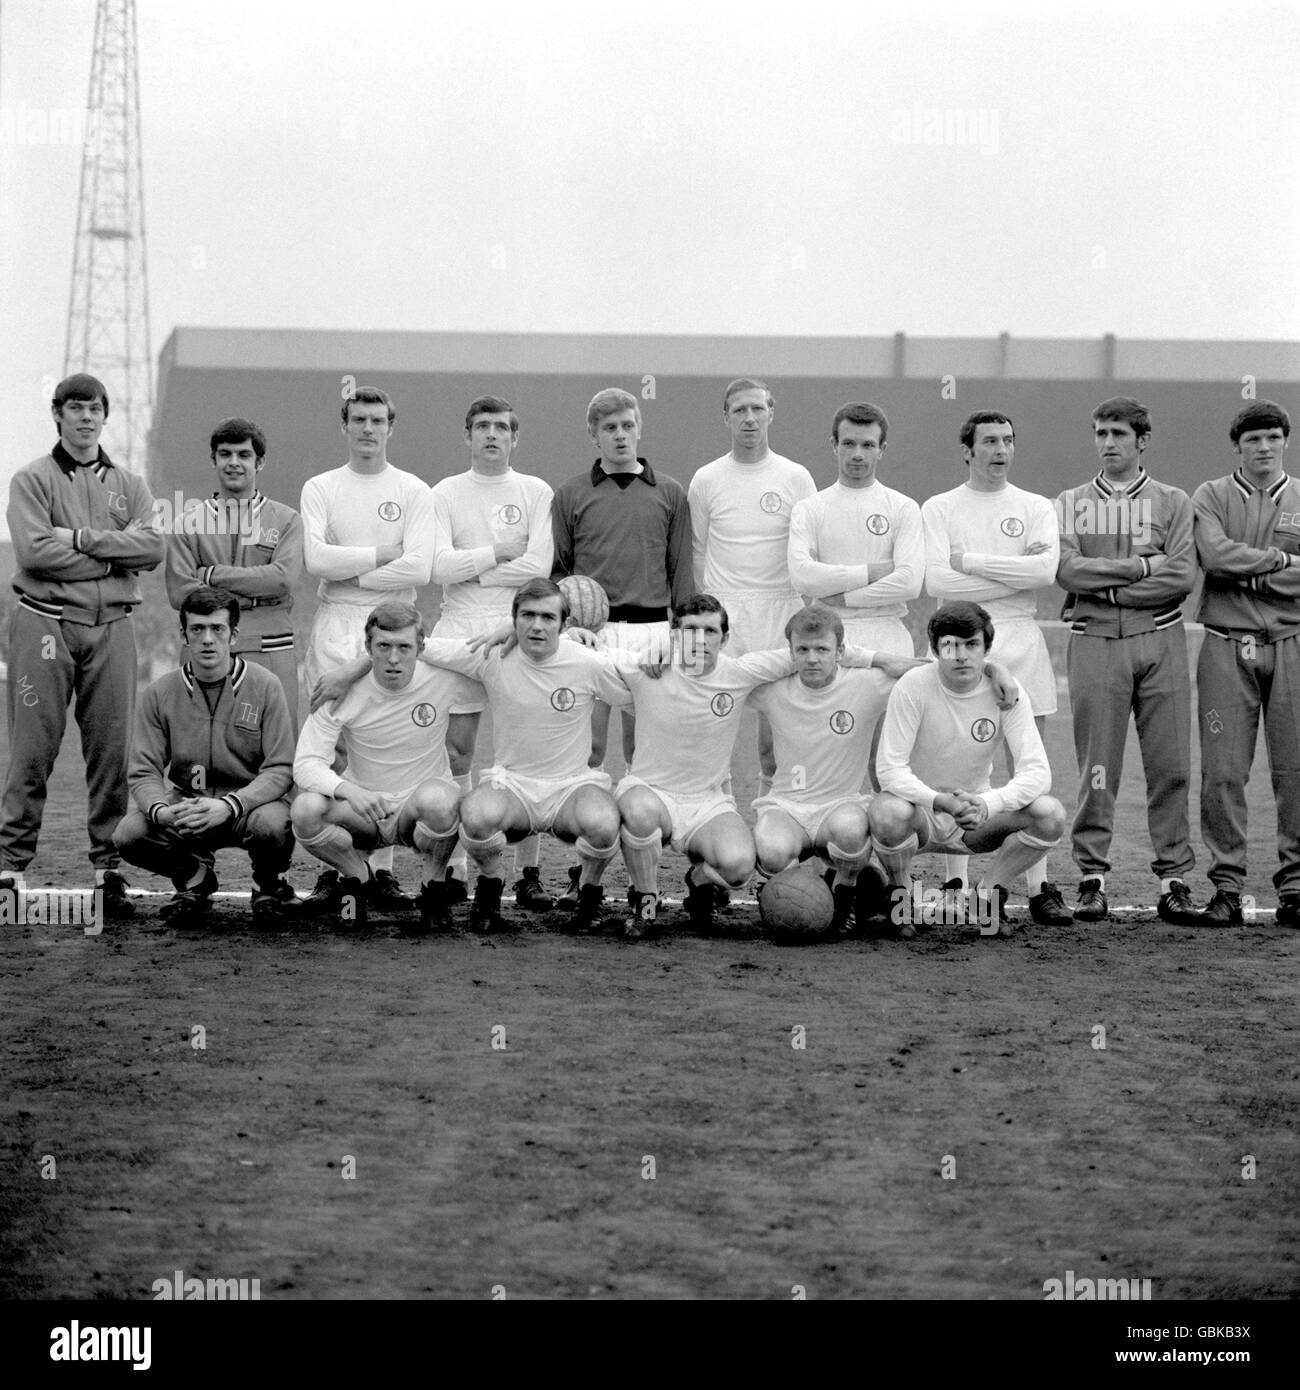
[290,792,329,838]
[578,801,621,849]
[824,808,869,853]
[1029,795,1066,840]
[111,813,145,855]
[411,783,457,832]
[246,802,291,846]
[458,790,503,842]
[715,845,756,887]
[753,827,798,876]
[870,795,914,844]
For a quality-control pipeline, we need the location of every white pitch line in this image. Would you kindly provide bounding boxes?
[110,890,1278,918]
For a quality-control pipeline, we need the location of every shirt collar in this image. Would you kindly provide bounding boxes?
[591,458,655,486]
[52,440,112,477]
[1231,468,1289,500]
[1093,467,1149,499]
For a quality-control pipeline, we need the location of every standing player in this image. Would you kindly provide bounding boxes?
[292,601,482,933]
[1192,401,1300,927]
[688,378,815,794]
[299,386,434,912]
[429,395,554,909]
[113,588,294,925]
[922,409,1068,925]
[164,417,303,733]
[0,373,163,916]
[550,387,693,903]
[787,402,924,656]
[1056,397,1201,924]
[870,602,1066,937]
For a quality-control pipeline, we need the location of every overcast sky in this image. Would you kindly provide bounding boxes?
[1,0,1297,520]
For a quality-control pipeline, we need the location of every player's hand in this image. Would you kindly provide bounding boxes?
[338,781,390,822]
[375,542,402,566]
[170,797,233,833]
[469,623,516,653]
[492,538,527,564]
[563,626,599,649]
[866,562,894,584]
[870,653,930,680]
[1145,552,1168,574]
[949,548,966,572]
[822,592,846,608]
[983,661,1021,710]
[310,658,367,712]
[950,791,988,829]
[1026,540,1052,556]
[52,526,76,548]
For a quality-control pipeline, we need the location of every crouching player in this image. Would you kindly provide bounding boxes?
[869,601,1065,938]
[750,605,926,933]
[291,601,484,933]
[317,578,634,932]
[607,595,882,939]
[113,588,294,926]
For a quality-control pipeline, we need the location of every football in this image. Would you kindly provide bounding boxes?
[559,574,610,632]
[760,864,835,943]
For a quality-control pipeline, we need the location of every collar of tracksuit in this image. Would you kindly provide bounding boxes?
[52,440,112,481]
[590,459,656,487]
[1230,470,1290,502]
[1092,467,1150,499]
[179,654,249,697]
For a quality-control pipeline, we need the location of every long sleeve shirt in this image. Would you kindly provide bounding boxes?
[876,663,1051,817]
[922,483,1059,622]
[164,493,303,653]
[300,463,434,605]
[429,469,554,623]
[1055,469,1195,636]
[1193,470,1300,641]
[788,480,924,621]
[687,450,815,595]
[8,442,162,625]
[550,460,694,618]
[128,657,294,825]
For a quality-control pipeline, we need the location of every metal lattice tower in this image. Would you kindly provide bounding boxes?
[64,0,152,474]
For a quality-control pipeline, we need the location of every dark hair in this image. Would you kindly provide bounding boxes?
[512,577,569,624]
[723,378,773,412]
[927,601,994,653]
[465,395,519,434]
[1092,396,1151,440]
[672,592,729,638]
[53,372,109,416]
[210,417,267,459]
[786,603,844,645]
[960,410,1014,451]
[342,386,396,426]
[180,585,239,632]
[363,600,426,647]
[1230,400,1291,445]
[831,402,889,445]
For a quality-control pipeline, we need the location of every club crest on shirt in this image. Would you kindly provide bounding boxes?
[710,693,735,717]
[411,703,437,727]
[829,710,855,734]
[759,492,783,514]
[498,504,522,525]
[865,514,889,535]
[107,489,130,516]
[971,717,997,742]
[378,501,402,522]
[551,688,577,711]
[1000,517,1024,537]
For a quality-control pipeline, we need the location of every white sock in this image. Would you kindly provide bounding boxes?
[872,833,918,886]
[619,826,662,895]
[413,821,458,885]
[460,829,506,881]
[943,854,969,888]
[576,835,618,888]
[369,844,394,874]
[514,834,541,872]
[448,775,471,875]
[300,825,369,880]
[1025,855,1049,898]
[981,834,1056,896]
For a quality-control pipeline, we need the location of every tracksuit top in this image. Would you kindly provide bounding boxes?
[128,656,295,826]
[7,442,162,625]
[1193,471,1300,642]
[1056,470,1196,637]
[164,493,303,654]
